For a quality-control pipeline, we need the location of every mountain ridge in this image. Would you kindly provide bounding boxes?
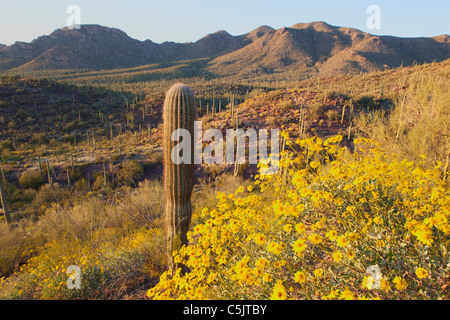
[1,22,449,78]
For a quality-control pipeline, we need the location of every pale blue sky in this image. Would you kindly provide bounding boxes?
[0,0,449,45]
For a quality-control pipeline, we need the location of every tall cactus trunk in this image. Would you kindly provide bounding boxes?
[37,155,42,174]
[0,179,12,226]
[46,160,53,188]
[67,169,71,187]
[163,83,197,269]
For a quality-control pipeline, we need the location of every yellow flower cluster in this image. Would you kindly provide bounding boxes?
[147,135,450,300]
[10,228,159,299]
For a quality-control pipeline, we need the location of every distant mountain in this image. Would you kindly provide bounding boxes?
[1,22,449,77]
[0,25,160,70]
[208,21,450,76]
[0,24,272,71]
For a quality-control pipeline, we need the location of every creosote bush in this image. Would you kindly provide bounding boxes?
[19,170,45,190]
[116,160,144,186]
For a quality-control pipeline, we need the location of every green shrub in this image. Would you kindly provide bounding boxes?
[204,164,224,179]
[0,140,14,151]
[0,223,31,277]
[325,109,340,121]
[265,116,277,127]
[33,183,69,208]
[30,133,49,145]
[116,160,144,186]
[20,188,37,203]
[19,170,45,190]
[92,173,107,191]
[309,102,326,119]
[279,100,294,111]
[74,178,90,193]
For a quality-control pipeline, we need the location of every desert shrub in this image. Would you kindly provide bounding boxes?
[116,160,144,186]
[0,148,12,162]
[279,115,289,124]
[20,188,37,203]
[7,121,17,130]
[146,150,163,166]
[92,173,107,191]
[0,140,14,151]
[1,181,167,300]
[30,133,49,145]
[111,154,122,162]
[247,88,266,99]
[325,109,340,121]
[116,179,164,228]
[94,156,104,164]
[204,164,224,179]
[95,127,106,137]
[358,96,382,111]
[19,170,45,190]
[279,100,294,111]
[74,178,91,193]
[7,228,165,299]
[0,141,15,162]
[0,223,32,277]
[33,181,162,243]
[309,102,326,119]
[191,173,250,226]
[355,71,450,169]
[0,180,22,206]
[33,183,69,208]
[264,89,283,101]
[265,116,277,127]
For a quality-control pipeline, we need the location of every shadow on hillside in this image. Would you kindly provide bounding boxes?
[357,96,394,112]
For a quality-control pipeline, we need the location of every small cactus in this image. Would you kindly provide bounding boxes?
[103,163,107,188]
[163,83,197,268]
[67,168,71,187]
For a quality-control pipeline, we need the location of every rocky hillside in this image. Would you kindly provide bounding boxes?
[0,25,160,70]
[208,21,450,76]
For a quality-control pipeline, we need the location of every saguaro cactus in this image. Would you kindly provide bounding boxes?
[67,169,71,187]
[0,178,12,226]
[46,160,53,187]
[163,83,197,268]
[37,155,42,174]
